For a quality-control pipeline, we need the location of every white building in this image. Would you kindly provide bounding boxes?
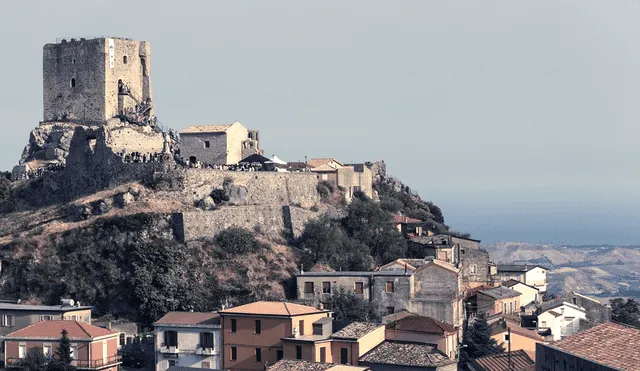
[154,312,222,371]
[503,279,540,306]
[536,301,587,341]
[496,264,548,292]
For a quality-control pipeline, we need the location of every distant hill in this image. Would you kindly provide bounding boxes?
[483,242,640,300]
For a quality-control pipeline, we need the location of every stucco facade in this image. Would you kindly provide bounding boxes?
[505,281,540,306]
[43,37,152,124]
[409,262,464,328]
[154,318,222,371]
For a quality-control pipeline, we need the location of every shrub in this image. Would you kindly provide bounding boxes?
[215,227,261,255]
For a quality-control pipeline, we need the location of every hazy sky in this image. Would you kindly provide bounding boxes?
[1,0,639,245]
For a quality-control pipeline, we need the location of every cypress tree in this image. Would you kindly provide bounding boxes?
[48,329,76,371]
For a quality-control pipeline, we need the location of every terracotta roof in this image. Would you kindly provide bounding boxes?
[181,123,237,134]
[546,322,640,370]
[479,286,521,300]
[266,359,369,371]
[392,215,423,224]
[154,311,219,327]
[5,320,116,340]
[491,323,545,341]
[386,314,457,334]
[415,259,459,274]
[0,303,92,312]
[381,310,415,324]
[503,279,539,291]
[359,341,455,368]
[471,350,534,371]
[331,322,383,340]
[219,301,329,317]
[377,258,429,271]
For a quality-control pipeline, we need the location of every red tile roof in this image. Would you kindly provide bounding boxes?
[491,323,544,341]
[5,320,116,340]
[392,215,423,224]
[471,350,534,371]
[547,322,640,370]
[386,314,457,334]
[154,312,220,326]
[219,301,329,317]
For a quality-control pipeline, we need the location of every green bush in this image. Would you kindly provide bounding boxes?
[215,227,261,255]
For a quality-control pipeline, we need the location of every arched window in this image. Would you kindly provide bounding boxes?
[123,56,128,64]
[70,78,76,88]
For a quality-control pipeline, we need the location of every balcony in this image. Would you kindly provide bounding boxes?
[159,345,179,354]
[7,356,121,370]
[195,347,216,356]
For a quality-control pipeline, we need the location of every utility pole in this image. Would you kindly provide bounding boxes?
[507,326,512,371]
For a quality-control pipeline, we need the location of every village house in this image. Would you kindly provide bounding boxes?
[179,122,261,165]
[307,159,374,201]
[218,301,331,371]
[495,265,548,292]
[476,286,521,317]
[561,291,611,324]
[392,215,426,238]
[533,301,587,341]
[93,319,142,348]
[327,322,385,366]
[469,350,535,371]
[536,322,640,371]
[297,259,465,329]
[384,312,459,359]
[502,279,540,306]
[490,318,544,358]
[358,341,457,371]
[281,316,335,364]
[153,312,222,371]
[4,320,121,371]
[267,359,370,371]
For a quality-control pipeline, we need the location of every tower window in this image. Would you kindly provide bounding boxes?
[123,56,128,64]
[70,78,76,88]
[204,141,210,148]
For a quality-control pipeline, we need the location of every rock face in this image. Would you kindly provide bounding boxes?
[197,196,216,211]
[114,192,134,208]
[91,200,111,215]
[67,204,91,221]
[20,122,89,166]
[224,183,250,205]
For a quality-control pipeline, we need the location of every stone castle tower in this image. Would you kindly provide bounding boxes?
[42,37,152,125]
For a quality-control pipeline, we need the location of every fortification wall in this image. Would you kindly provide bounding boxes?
[176,205,319,241]
[104,122,164,154]
[182,170,320,207]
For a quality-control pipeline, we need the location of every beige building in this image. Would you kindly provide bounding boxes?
[43,37,152,124]
[476,286,521,317]
[502,279,540,306]
[491,319,544,357]
[179,122,261,165]
[308,159,373,201]
[384,312,459,359]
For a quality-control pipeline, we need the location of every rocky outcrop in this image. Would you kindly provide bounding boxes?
[114,192,135,208]
[224,183,249,205]
[19,122,92,167]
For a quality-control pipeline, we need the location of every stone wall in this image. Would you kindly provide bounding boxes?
[372,275,412,316]
[176,205,319,241]
[562,292,611,324]
[460,248,490,287]
[104,122,164,154]
[180,132,228,164]
[410,265,462,327]
[181,170,320,207]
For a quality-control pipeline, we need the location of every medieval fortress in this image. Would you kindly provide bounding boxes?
[11,37,376,240]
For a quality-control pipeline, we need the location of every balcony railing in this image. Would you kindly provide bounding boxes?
[7,356,121,370]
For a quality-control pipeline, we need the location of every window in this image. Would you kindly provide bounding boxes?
[304,282,314,294]
[231,319,237,333]
[321,174,328,181]
[123,56,128,64]
[541,321,547,327]
[200,332,214,349]
[509,301,513,314]
[255,348,262,362]
[355,282,364,295]
[71,345,77,360]
[230,347,237,360]
[276,350,283,361]
[572,297,577,305]
[296,345,302,360]
[43,345,52,357]
[204,141,210,148]
[19,345,26,359]
[322,281,331,294]
[504,333,510,342]
[40,315,54,321]
[70,78,76,88]
[201,361,211,369]
[386,281,394,293]
[298,320,305,336]
[168,360,176,367]
[255,320,261,334]
[2,314,14,327]
[470,264,477,274]
[340,348,348,364]
[502,302,506,313]
[313,324,323,335]
[386,307,395,315]
[163,330,178,347]
[320,347,326,363]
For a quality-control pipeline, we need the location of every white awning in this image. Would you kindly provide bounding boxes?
[271,155,287,165]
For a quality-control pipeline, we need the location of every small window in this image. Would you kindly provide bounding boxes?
[255,348,262,362]
[231,319,237,333]
[168,360,176,367]
[321,174,328,181]
[70,78,76,88]
[322,281,331,294]
[43,345,52,357]
[19,345,26,359]
[304,282,314,294]
[313,324,323,335]
[470,265,477,274]
[355,282,364,295]
[387,307,395,315]
[40,315,53,321]
[504,333,510,342]
[230,346,237,360]
[71,59,76,64]
[204,141,210,148]
[386,281,394,293]
[164,330,178,347]
[572,297,577,305]
[296,345,302,360]
[2,314,14,327]
[71,345,77,359]
[541,321,547,327]
[201,361,211,369]
[123,56,128,64]
[200,332,214,348]
[255,320,261,334]
[299,320,305,336]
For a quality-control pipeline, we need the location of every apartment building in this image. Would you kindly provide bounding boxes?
[4,320,120,371]
[153,312,222,371]
[219,301,331,370]
[496,265,548,292]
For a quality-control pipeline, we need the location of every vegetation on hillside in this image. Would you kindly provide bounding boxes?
[610,298,640,327]
[327,288,380,322]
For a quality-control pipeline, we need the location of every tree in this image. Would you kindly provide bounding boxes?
[611,298,640,327]
[17,348,48,371]
[461,313,504,361]
[328,288,380,322]
[47,329,76,371]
